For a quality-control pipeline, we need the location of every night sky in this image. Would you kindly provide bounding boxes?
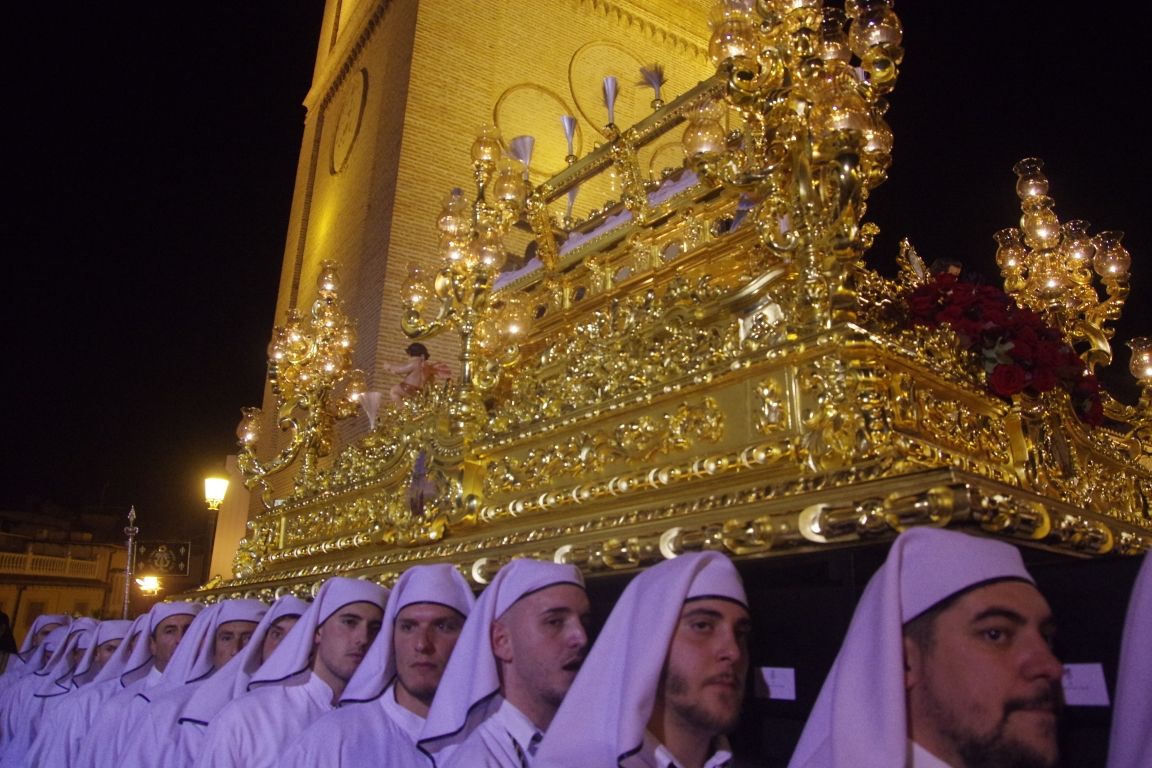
[3,2,1148,542]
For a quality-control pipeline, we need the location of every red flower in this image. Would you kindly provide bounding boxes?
[1028,366,1059,393]
[989,364,1027,396]
[900,270,1100,426]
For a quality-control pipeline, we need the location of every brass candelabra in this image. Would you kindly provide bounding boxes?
[684,0,901,331]
[994,157,1131,372]
[237,261,366,505]
[400,129,533,436]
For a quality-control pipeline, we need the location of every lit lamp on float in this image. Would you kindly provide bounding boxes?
[1129,338,1152,409]
[236,261,367,506]
[683,0,902,330]
[995,158,1131,371]
[400,127,533,436]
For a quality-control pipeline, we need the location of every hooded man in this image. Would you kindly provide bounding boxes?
[1108,553,1151,768]
[787,526,1063,768]
[0,613,71,689]
[73,599,206,767]
[44,601,202,768]
[0,620,88,761]
[33,618,132,723]
[102,598,267,766]
[417,558,590,768]
[172,594,307,764]
[195,577,388,768]
[535,551,750,768]
[281,563,476,766]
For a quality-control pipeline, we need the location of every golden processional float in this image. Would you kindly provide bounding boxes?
[200,0,1151,601]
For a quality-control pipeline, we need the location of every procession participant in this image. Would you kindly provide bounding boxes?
[31,617,131,741]
[30,612,151,767]
[1107,553,1152,768]
[105,598,266,766]
[535,551,750,768]
[280,563,476,766]
[787,526,1063,768]
[417,558,590,768]
[174,594,307,763]
[0,613,70,688]
[48,601,202,768]
[0,620,90,760]
[194,577,388,768]
[73,600,205,767]
[37,618,132,714]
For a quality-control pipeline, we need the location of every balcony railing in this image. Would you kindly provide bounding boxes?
[0,551,101,579]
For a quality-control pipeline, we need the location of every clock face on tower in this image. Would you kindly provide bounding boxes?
[331,68,368,174]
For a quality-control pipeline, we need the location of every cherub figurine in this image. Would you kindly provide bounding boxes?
[385,342,451,402]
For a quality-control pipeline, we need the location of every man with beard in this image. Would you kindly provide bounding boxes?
[535,551,750,768]
[280,563,476,766]
[787,526,1064,768]
[417,558,590,768]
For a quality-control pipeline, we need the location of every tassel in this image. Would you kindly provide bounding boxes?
[602,76,618,125]
[508,135,535,172]
[638,63,666,105]
[561,115,577,160]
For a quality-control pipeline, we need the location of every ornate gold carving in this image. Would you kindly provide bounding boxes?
[194,1,1152,602]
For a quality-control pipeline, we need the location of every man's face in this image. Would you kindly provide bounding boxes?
[393,603,466,711]
[149,614,195,671]
[94,638,122,667]
[656,598,750,739]
[212,620,258,669]
[492,583,591,720]
[905,580,1063,768]
[312,602,383,684]
[260,615,300,664]
[33,622,63,648]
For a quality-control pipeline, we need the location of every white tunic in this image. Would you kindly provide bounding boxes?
[195,671,336,768]
[117,678,209,767]
[73,665,164,768]
[631,732,734,768]
[279,683,429,767]
[910,741,953,767]
[441,696,542,768]
[28,677,121,768]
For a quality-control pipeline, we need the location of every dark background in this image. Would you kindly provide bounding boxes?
[3,3,1149,545]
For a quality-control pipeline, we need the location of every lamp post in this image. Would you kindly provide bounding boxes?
[122,506,138,619]
[203,476,229,583]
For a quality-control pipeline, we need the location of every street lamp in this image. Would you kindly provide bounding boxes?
[203,476,229,584]
[204,477,229,511]
[135,575,161,596]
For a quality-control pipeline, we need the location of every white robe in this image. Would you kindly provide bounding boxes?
[441,696,542,768]
[279,683,429,767]
[117,677,209,767]
[27,676,122,768]
[910,741,953,767]
[0,670,53,763]
[195,671,336,768]
[73,665,163,768]
[631,732,734,768]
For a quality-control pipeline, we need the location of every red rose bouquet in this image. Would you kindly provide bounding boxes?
[904,272,1103,426]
